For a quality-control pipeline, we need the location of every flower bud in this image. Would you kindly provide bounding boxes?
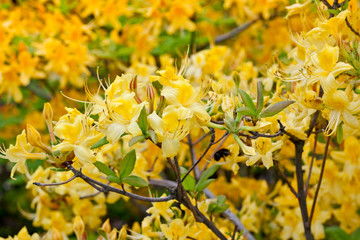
[101,218,111,233]
[43,102,53,122]
[26,124,51,154]
[73,216,85,240]
[129,75,138,92]
[146,83,155,101]
[43,102,56,144]
[232,71,240,88]
[51,228,64,240]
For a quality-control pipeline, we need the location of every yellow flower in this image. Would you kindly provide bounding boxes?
[146,195,176,223]
[0,130,46,179]
[323,89,360,135]
[53,108,103,164]
[160,219,190,240]
[308,44,352,92]
[147,105,193,158]
[246,138,282,169]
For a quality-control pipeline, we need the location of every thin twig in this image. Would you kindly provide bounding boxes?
[308,136,331,226]
[231,226,237,240]
[193,131,212,145]
[204,189,256,240]
[64,162,175,202]
[345,17,360,37]
[188,134,200,180]
[80,191,102,199]
[305,134,318,195]
[182,129,215,182]
[320,0,332,9]
[33,174,77,186]
[275,164,298,197]
[214,19,258,44]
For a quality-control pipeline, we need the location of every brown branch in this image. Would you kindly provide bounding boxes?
[275,164,298,197]
[188,134,200,180]
[214,18,258,44]
[345,17,360,37]
[204,189,256,240]
[308,136,331,226]
[64,162,175,202]
[182,129,215,182]
[320,0,332,9]
[305,134,318,195]
[33,174,77,186]
[293,140,313,240]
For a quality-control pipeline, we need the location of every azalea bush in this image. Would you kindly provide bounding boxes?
[1,0,360,239]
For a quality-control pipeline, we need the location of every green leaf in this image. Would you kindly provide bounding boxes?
[327,9,341,15]
[238,89,256,111]
[350,228,360,240]
[212,204,229,213]
[217,195,226,204]
[224,118,237,132]
[91,137,109,149]
[97,228,109,240]
[256,82,264,114]
[196,179,216,192]
[325,226,350,240]
[107,175,121,184]
[138,107,148,135]
[198,165,220,184]
[342,0,349,11]
[237,107,256,117]
[129,135,146,147]
[94,161,117,178]
[50,168,70,172]
[123,175,148,187]
[148,130,158,144]
[354,88,360,94]
[181,173,196,191]
[259,100,295,118]
[119,150,136,180]
[337,123,343,144]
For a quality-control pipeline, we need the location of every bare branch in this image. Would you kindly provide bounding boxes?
[345,17,360,37]
[308,136,331,226]
[214,19,258,44]
[33,174,77,187]
[64,162,175,202]
[305,134,318,195]
[204,189,256,240]
[275,164,298,197]
[182,129,215,182]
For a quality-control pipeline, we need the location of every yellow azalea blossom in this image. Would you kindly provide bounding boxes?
[307,44,352,91]
[53,108,104,164]
[246,138,283,169]
[0,130,46,179]
[160,219,190,240]
[146,194,176,223]
[98,74,147,143]
[147,105,193,158]
[164,0,197,34]
[331,136,360,179]
[322,89,360,135]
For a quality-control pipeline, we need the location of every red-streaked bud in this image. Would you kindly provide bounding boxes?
[232,71,240,88]
[73,216,85,240]
[101,219,111,233]
[26,124,51,154]
[43,102,56,144]
[129,75,138,92]
[51,228,64,240]
[43,102,53,122]
[146,83,155,101]
[156,95,165,114]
